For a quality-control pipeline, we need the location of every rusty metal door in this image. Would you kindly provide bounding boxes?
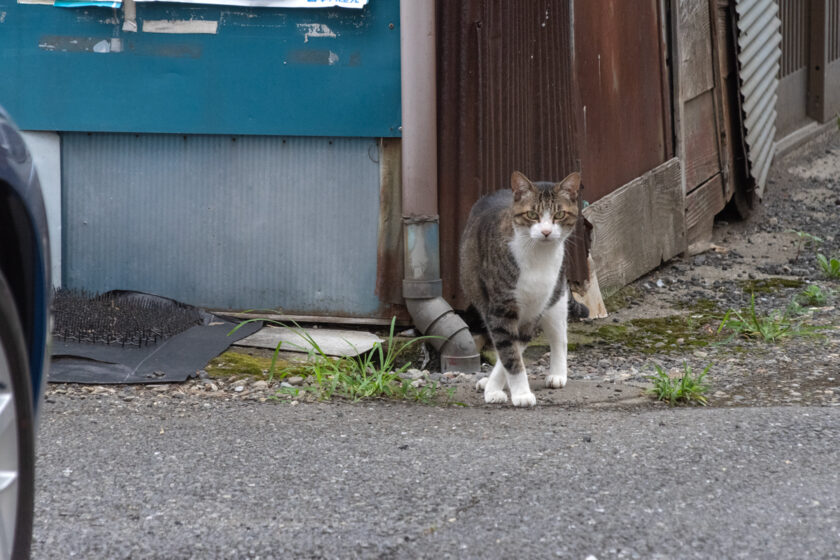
[436,0,585,309]
[573,0,673,203]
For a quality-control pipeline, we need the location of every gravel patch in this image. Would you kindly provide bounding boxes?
[45,130,840,410]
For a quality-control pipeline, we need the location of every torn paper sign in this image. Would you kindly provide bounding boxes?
[133,0,367,7]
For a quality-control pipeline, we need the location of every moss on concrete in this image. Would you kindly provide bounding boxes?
[603,285,643,313]
[205,349,301,379]
[738,277,805,294]
[581,306,722,354]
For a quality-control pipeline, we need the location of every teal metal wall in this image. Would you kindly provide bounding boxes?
[0,0,401,137]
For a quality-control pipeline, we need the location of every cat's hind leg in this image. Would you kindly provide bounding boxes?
[541,291,569,388]
[476,361,508,403]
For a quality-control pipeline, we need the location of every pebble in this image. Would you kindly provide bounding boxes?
[287,376,305,386]
[404,368,423,379]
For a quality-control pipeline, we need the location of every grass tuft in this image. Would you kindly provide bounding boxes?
[230,317,461,405]
[817,254,840,279]
[718,293,825,343]
[645,362,710,406]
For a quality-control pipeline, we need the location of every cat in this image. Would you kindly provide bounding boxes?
[460,170,581,406]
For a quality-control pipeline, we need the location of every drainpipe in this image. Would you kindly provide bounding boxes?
[399,0,480,373]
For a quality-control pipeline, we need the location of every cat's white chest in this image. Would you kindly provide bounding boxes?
[511,241,564,323]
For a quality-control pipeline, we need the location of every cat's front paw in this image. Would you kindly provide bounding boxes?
[484,390,508,404]
[476,377,489,392]
[510,391,536,407]
[545,373,567,388]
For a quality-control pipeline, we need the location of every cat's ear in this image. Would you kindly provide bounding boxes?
[554,171,582,201]
[511,171,534,201]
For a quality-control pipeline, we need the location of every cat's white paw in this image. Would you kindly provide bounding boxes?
[476,377,489,392]
[484,390,508,404]
[510,391,537,407]
[545,374,567,388]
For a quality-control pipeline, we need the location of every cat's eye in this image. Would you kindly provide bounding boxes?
[525,211,539,221]
[554,211,567,220]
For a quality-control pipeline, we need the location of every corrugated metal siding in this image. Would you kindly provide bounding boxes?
[775,0,810,138]
[62,133,383,314]
[735,0,782,198]
[779,0,808,77]
[437,0,586,309]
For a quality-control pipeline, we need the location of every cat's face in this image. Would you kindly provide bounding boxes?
[510,171,581,243]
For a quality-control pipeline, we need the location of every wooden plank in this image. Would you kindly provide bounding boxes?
[376,138,404,306]
[678,0,715,100]
[716,0,733,78]
[685,173,725,252]
[583,158,685,292]
[683,92,721,190]
[711,0,743,202]
[659,0,675,159]
[686,173,726,230]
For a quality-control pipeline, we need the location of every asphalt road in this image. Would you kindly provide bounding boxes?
[32,395,840,559]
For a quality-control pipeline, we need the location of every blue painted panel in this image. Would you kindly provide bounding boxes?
[62,133,384,314]
[0,1,401,137]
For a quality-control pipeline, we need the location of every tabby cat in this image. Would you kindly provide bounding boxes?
[460,170,581,407]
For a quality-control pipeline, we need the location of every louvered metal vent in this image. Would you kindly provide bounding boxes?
[734,0,782,199]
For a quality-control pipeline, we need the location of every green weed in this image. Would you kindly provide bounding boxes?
[718,294,825,342]
[794,284,831,307]
[230,317,460,405]
[817,254,840,279]
[645,362,710,406]
[787,230,823,261]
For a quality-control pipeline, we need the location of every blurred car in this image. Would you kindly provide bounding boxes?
[0,105,51,559]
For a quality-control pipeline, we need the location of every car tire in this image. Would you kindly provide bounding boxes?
[0,269,35,560]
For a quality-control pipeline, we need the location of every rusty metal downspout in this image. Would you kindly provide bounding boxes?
[399,0,480,373]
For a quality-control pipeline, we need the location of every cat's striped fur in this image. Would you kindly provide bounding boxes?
[460,170,581,406]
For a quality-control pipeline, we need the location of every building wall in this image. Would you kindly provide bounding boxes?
[0,0,401,137]
[62,133,384,314]
[1,1,402,315]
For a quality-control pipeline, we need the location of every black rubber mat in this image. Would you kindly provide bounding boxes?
[50,290,261,384]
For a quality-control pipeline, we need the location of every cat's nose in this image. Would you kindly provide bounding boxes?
[541,227,552,237]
